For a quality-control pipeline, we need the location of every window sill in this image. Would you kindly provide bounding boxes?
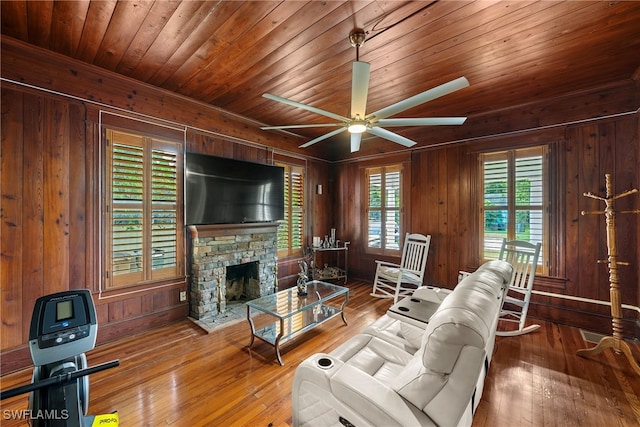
[533,275,568,291]
[98,276,188,301]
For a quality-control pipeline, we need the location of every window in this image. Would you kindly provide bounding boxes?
[366,165,403,253]
[480,146,548,272]
[277,162,304,257]
[105,128,184,288]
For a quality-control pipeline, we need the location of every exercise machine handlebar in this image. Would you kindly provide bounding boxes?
[0,359,120,400]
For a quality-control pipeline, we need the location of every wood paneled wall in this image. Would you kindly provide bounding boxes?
[1,89,88,370]
[0,87,190,373]
[546,118,639,333]
[335,103,639,337]
[0,42,332,373]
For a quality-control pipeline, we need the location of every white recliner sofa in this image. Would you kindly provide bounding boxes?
[292,260,513,427]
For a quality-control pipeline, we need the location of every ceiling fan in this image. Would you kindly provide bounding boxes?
[261,29,470,152]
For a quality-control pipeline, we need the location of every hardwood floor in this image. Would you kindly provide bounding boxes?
[2,280,640,426]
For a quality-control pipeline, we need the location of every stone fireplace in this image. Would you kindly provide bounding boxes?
[187,223,278,324]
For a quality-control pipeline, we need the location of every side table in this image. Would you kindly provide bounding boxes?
[310,242,350,284]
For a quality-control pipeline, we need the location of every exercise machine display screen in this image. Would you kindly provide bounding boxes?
[56,300,74,322]
[29,290,98,367]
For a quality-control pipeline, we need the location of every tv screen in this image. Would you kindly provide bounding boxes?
[185,153,285,225]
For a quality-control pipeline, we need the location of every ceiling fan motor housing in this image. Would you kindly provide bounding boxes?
[349,29,366,47]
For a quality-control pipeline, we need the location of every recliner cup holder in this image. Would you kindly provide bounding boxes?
[317,357,334,369]
[398,306,410,312]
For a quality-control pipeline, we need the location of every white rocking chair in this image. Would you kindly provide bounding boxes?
[370,233,431,304]
[496,238,542,336]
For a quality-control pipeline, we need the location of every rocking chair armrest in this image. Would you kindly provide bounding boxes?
[374,260,401,269]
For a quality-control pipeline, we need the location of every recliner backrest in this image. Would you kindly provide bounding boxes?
[391,261,512,426]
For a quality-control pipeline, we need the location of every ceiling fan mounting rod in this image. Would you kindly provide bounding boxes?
[349,29,366,61]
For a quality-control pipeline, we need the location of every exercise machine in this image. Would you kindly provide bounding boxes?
[1,290,119,426]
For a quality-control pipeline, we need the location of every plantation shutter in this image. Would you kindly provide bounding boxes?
[277,163,305,256]
[151,148,178,276]
[106,129,183,288]
[480,146,547,270]
[290,166,304,251]
[366,165,402,253]
[277,170,291,251]
[515,154,544,249]
[111,141,144,283]
[384,168,401,251]
[482,155,509,257]
[367,169,382,248]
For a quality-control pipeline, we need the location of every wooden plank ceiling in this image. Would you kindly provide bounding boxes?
[2,1,639,161]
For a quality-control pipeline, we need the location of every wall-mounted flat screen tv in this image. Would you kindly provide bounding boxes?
[185,152,285,225]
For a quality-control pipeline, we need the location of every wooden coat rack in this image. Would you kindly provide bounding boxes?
[576,174,640,374]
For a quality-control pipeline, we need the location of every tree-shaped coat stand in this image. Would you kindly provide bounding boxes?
[577,173,640,375]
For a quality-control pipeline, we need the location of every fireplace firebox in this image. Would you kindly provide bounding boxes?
[225,261,260,302]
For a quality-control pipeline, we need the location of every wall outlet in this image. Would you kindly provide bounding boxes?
[179,291,187,302]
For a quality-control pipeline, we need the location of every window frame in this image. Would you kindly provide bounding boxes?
[478,146,549,274]
[103,126,184,289]
[364,164,404,256]
[277,161,305,258]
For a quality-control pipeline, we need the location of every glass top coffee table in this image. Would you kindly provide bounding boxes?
[246,280,349,365]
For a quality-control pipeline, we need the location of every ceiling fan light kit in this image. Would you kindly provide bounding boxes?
[261,29,469,153]
[347,121,367,134]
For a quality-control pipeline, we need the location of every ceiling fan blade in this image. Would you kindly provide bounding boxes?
[299,127,347,148]
[367,127,417,148]
[350,133,362,152]
[351,61,370,118]
[263,93,348,122]
[367,76,469,121]
[261,123,344,130]
[376,117,467,126]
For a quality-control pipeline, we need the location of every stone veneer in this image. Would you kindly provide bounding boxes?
[187,223,278,322]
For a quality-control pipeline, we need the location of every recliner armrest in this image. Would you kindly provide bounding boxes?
[412,286,452,304]
[293,354,371,427]
[330,363,436,427]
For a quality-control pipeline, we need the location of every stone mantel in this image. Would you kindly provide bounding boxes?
[187,222,280,239]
